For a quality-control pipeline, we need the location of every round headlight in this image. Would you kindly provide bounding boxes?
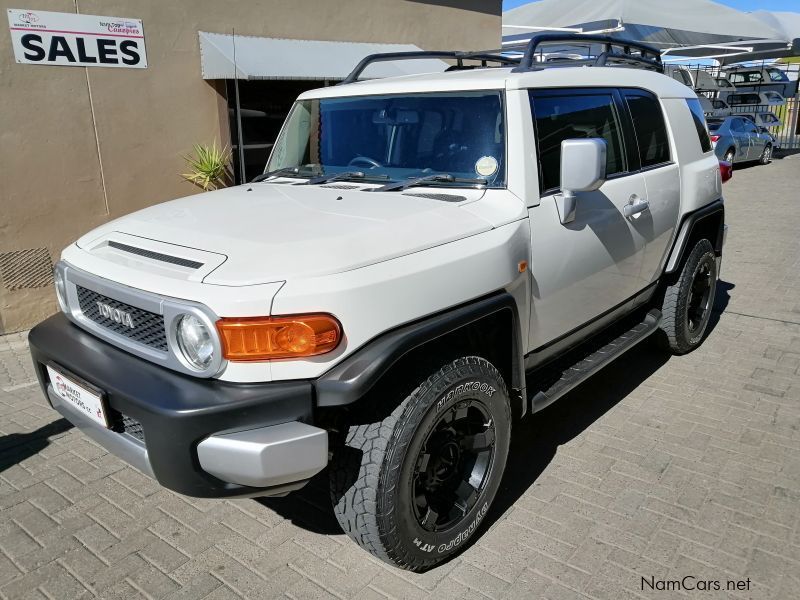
[176,314,215,371]
[54,268,68,313]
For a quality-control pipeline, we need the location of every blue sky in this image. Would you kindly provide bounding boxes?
[502,0,799,12]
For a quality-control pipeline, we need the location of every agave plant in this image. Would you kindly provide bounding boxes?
[181,143,232,191]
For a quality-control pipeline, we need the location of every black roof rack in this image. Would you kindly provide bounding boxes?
[339,51,519,85]
[510,34,663,73]
[338,34,663,86]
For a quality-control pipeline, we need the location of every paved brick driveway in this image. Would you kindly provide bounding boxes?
[2,157,799,599]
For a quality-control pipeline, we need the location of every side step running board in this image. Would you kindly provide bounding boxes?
[530,309,662,413]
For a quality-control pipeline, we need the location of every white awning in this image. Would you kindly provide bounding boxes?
[198,32,448,81]
[501,0,798,63]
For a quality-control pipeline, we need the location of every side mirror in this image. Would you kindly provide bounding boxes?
[557,138,607,224]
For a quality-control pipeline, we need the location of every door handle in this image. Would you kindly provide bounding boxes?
[623,195,649,218]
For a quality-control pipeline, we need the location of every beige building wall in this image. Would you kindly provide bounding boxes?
[0,0,501,333]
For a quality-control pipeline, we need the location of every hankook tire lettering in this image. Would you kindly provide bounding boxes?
[436,502,488,553]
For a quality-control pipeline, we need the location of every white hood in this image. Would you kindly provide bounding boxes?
[77,183,494,286]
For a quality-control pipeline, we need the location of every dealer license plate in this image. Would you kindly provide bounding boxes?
[47,365,109,428]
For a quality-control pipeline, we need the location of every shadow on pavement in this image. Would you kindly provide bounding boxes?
[774,148,800,159]
[0,418,73,473]
[257,283,734,543]
[709,280,734,332]
[256,473,342,535]
[489,336,669,520]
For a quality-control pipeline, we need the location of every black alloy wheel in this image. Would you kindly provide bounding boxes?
[412,400,496,532]
[686,261,713,336]
[659,238,718,354]
[330,356,511,571]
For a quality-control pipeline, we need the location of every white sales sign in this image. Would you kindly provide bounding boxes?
[7,8,147,68]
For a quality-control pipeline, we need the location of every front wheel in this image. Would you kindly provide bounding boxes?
[659,239,718,354]
[329,356,511,571]
[759,144,772,165]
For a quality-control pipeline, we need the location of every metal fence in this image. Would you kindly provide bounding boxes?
[684,61,800,151]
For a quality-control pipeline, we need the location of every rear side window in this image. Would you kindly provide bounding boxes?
[685,98,713,153]
[767,68,787,82]
[728,94,760,106]
[730,72,762,84]
[529,92,626,193]
[623,92,670,168]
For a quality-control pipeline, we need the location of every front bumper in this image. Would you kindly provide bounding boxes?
[29,314,327,498]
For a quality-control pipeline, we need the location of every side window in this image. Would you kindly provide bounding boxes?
[685,98,713,153]
[767,68,786,82]
[623,92,670,168]
[529,92,626,193]
[730,119,744,133]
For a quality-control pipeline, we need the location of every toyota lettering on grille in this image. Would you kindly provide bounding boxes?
[96,301,135,329]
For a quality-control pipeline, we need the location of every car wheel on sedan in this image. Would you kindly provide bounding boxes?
[759,144,772,165]
[329,356,511,571]
[723,149,735,165]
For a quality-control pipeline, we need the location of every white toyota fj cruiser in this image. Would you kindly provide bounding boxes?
[30,35,727,571]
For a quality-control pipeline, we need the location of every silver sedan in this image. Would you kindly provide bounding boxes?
[708,116,774,166]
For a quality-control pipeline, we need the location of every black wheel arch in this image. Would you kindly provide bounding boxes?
[315,291,527,417]
[664,199,725,277]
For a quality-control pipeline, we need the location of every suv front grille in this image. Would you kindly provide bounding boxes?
[76,286,168,352]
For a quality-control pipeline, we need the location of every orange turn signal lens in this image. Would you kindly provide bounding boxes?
[217,314,342,361]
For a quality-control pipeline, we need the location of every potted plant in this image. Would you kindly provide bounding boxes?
[181,142,232,191]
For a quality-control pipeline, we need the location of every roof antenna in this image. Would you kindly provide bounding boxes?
[232,28,246,184]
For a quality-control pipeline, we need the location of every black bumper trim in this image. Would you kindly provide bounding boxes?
[29,313,314,498]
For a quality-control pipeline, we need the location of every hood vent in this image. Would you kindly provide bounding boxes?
[403,192,467,203]
[320,184,361,190]
[108,241,204,269]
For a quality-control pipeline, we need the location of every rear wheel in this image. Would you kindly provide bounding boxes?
[760,144,772,165]
[659,239,717,354]
[723,149,735,165]
[329,356,511,571]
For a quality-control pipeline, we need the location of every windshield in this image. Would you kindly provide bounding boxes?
[266,91,506,187]
[707,119,724,131]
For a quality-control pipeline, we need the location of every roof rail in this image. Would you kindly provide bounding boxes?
[511,34,663,73]
[339,51,519,85]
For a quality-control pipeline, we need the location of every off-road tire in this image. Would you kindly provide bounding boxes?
[329,356,511,571]
[660,239,717,354]
[759,144,772,165]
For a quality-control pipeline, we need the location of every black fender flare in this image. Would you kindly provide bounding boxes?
[664,198,725,275]
[315,291,526,414]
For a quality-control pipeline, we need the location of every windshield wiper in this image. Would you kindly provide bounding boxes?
[372,173,487,192]
[304,171,390,185]
[251,165,318,183]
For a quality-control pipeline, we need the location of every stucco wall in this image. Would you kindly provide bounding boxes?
[0,0,501,333]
